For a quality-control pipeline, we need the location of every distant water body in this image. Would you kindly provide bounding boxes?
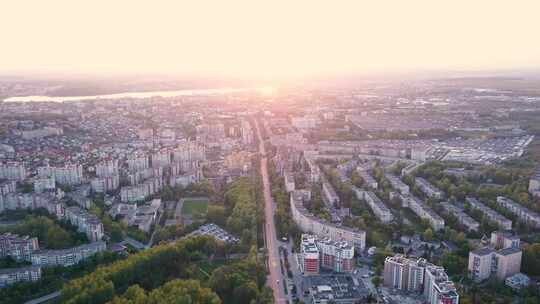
[3,87,259,103]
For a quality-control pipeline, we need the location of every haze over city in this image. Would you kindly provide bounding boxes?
[2,1,540,79]
[2,2,540,304]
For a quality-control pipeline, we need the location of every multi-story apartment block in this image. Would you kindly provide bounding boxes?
[321,177,340,208]
[65,206,104,242]
[424,265,460,304]
[299,234,320,275]
[466,197,512,230]
[528,167,540,197]
[402,195,445,231]
[415,177,444,199]
[496,196,540,228]
[0,233,39,262]
[317,237,355,273]
[38,164,84,186]
[127,155,149,172]
[468,232,522,282]
[31,241,106,267]
[0,266,41,288]
[387,174,410,195]
[151,150,172,168]
[173,141,206,163]
[384,255,459,304]
[91,175,120,193]
[0,161,27,181]
[352,188,393,223]
[95,159,119,177]
[240,120,254,145]
[440,202,479,232]
[284,173,296,193]
[290,190,366,250]
[20,127,62,140]
[0,181,17,196]
[356,168,378,189]
[33,176,56,193]
[304,157,321,183]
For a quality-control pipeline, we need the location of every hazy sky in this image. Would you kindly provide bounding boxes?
[1,1,540,79]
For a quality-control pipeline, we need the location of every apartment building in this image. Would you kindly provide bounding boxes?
[415,177,444,199]
[352,187,393,223]
[95,159,119,177]
[0,233,39,262]
[299,234,320,275]
[284,172,296,193]
[387,174,410,195]
[317,237,355,273]
[402,195,445,231]
[356,168,378,189]
[468,232,522,282]
[31,241,106,267]
[384,255,459,304]
[466,197,512,230]
[33,175,56,193]
[0,161,27,181]
[127,155,149,172]
[65,206,104,242]
[321,177,340,208]
[440,202,479,232]
[0,181,17,196]
[424,265,460,304]
[91,175,120,193]
[496,196,540,228]
[529,167,540,197]
[290,190,366,250]
[38,164,84,186]
[0,266,41,288]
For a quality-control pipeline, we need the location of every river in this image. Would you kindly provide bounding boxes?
[3,87,261,102]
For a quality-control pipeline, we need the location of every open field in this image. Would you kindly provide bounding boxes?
[180,198,209,215]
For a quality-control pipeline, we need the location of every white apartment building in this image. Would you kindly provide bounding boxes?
[31,241,106,267]
[356,168,378,189]
[387,174,410,195]
[33,176,56,193]
[466,197,512,230]
[0,162,27,181]
[496,196,540,228]
[468,232,522,282]
[95,159,119,177]
[440,202,479,232]
[352,187,393,223]
[127,155,149,171]
[0,266,41,288]
[38,164,84,186]
[290,190,366,250]
[65,206,104,242]
[415,177,444,199]
[383,255,459,304]
[402,195,445,231]
[91,175,120,193]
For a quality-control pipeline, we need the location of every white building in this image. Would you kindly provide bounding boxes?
[440,202,479,232]
[65,206,104,242]
[0,162,27,181]
[352,188,393,223]
[38,164,84,186]
[466,197,512,230]
[496,196,540,228]
[402,195,445,231]
[31,242,106,267]
[415,177,444,199]
[290,190,366,250]
[387,174,410,195]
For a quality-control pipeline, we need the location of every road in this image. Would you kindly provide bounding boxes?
[255,119,288,304]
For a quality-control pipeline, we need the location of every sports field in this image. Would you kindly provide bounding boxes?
[181,198,209,215]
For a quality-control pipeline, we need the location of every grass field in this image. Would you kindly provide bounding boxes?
[181,198,209,215]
